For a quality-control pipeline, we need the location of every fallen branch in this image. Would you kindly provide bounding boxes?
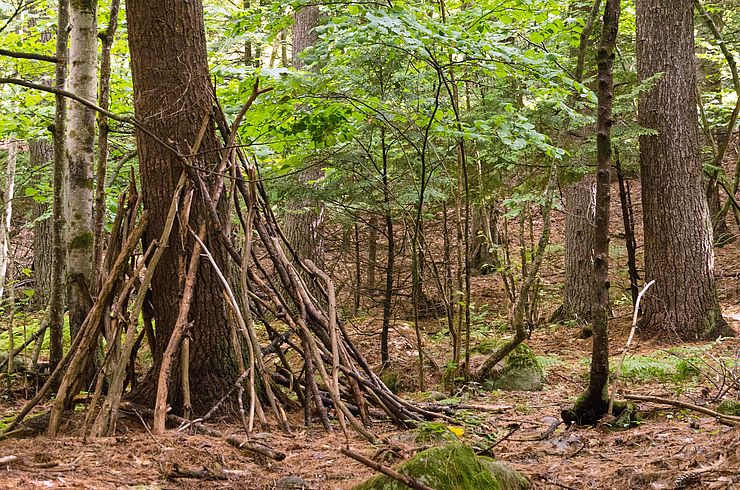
[0,456,19,465]
[623,394,740,426]
[340,447,434,490]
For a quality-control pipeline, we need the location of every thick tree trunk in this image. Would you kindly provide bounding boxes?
[636,0,732,340]
[292,6,319,69]
[64,0,97,340]
[560,177,595,324]
[126,0,239,414]
[30,140,54,308]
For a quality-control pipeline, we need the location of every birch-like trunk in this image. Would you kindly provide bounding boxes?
[65,0,97,340]
[0,141,18,303]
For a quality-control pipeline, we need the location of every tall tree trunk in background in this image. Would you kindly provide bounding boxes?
[0,141,18,304]
[92,0,122,289]
[557,0,601,325]
[49,0,69,372]
[695,0,734,243]
[636,0,732,340]
[380,135,394,368]
[30,140,54,308]
[367,214,378,289]
[561,176,595,324]
[64,0,97,341]
[284,5,324,265]
[127,0,239,413]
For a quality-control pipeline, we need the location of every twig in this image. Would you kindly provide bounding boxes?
[340,448,434,490]
[132,408,166,449]
[609,280,655,414]
[125,403,286,461]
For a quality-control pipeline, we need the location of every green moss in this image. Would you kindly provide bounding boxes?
[352,443,529,490]
[610,401,639,430]
[483,343,545,392]
[563,390,638,427]
[472,338,499,355]
[716,400,740,416]
[380,371,399,394]
[69,232,94,250]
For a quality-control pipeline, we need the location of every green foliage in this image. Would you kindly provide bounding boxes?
[716,400,740,417]
[413,421,460,443]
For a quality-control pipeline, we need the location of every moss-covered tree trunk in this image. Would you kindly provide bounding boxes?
[49,0,68,372]
[64,0,97,341]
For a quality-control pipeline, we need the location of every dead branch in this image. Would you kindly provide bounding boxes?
[340,447,434,490]
[623,394,740,426]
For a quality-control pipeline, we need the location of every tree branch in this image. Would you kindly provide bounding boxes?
[0,48,57,63]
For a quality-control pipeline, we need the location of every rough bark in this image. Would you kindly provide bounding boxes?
[126,0,239,414]
[49,0,69,372]
[64,0,97,341]
[380,138,394,369]
[557,0,601,324]
[30,140,54,308]
[284,5,324,266]
[636,0,732,340]
[561,176,595,323]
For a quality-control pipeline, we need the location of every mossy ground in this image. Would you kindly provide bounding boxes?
[353,443,529,490]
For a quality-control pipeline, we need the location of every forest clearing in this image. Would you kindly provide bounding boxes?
[2,0,740,488]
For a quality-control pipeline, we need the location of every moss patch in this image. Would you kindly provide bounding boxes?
[352,443,529,490]
[483,343,545,392]
[716,399,740,416]
[69,232,94,250]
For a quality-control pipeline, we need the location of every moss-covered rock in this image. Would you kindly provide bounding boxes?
[352,443,529,490]
[484,343,545,392]
[716,399,740,416]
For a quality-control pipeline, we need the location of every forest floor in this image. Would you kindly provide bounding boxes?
[1,230,740,488]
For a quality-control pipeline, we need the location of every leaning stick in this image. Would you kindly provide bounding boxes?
[340,448,434,490]
[90,172,188,437]
[608,280,655,414]
[46,211,150,436]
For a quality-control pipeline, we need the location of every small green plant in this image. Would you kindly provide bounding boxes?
[413,421,460,443]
